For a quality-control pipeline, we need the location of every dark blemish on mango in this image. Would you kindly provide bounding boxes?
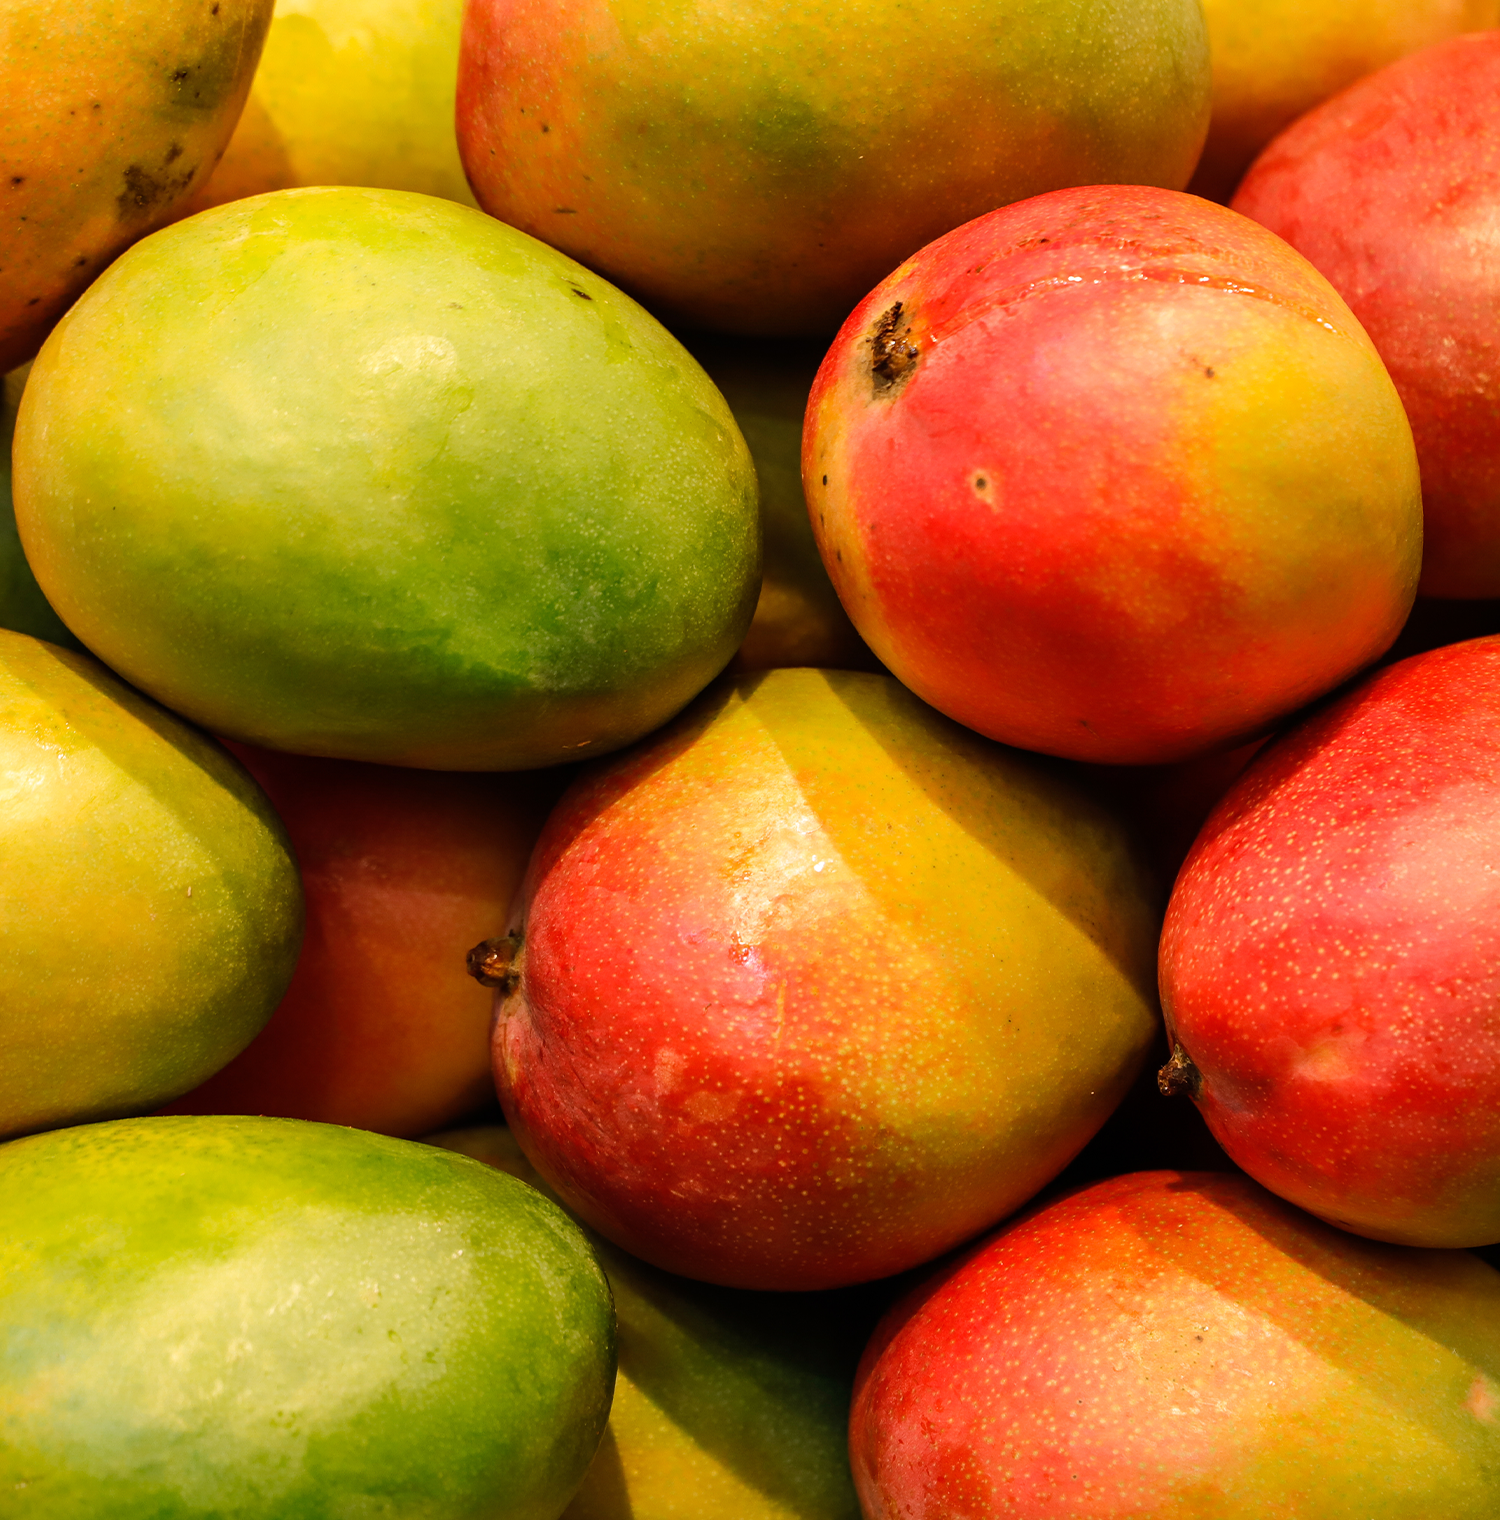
[164,142,184,165]
[868,302,920,396]
[554,207,577,214]
[541,123,550,133]
[822,475,828,486]
[8,176,21,187]
[25,296,38,306]
[569,286,592,300]
[74,255,87,266]
[117,161,196,219]
[973,475,989,492]
[211,2,220,11]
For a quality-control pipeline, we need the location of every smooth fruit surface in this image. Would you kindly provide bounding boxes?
[0,0,271,369]
[852,1171,1500,1519]
[805,185,1423,764]
[495,668,1161,1289]
[431,1126,862,1520]
[0,632,302,1139]
[1234,34,1500,597]
[13,187,759,769]
[1190,0,1498,202]
[0,1115,616,1519]
[1161,637,1500,1246]
[184,0,477,212]
[165,745,559,1137]
[457,0,1210,335]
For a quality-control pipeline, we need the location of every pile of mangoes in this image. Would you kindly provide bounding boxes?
[4,1,1500,1516]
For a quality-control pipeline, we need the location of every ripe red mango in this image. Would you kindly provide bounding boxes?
[1234,33,1500,597]
[165,745,558,1138]
[804,185,1423,764]
[493,667,1161,1291]
[1161,637,1500,1246]
[852,1171,1500,1518]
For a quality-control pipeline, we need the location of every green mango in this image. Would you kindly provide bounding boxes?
[429,1126,861,1520]
[0,1116,617,1519]
[0,631,302,1139]
[13,187,760,770]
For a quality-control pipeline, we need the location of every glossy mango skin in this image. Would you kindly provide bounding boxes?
[1234,34,1500,598]
[0,0,271,370]
[430,1126,862,1520]
[1190,0,1499,202]
[1161,637,1500,1248]
[495,668,1162,1290]
[0,631,302,1140]
[165,745,560,1138]
[0,1116,617,1520]
[185,0,477,213]
[852,1172,1500,1519]
[804,185,1423,765]
[457,0,1210,335]
[13,187,760,770]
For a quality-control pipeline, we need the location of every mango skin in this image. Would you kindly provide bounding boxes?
[184,0,477,212]
[804,185,1423,765]
[852,1171,1500,1518]
[1190,0,1500,202]
[13,186,760,770]
[0,1115,617,1520]
[0,631,302,1140]
[457,0,1210,335]
[1161,637,1500,1247]
[0,366,77,649]
[431,1126,862,1520]
[166,745,559,1138]
[496,668,1162,1290]
[0,0,271,370]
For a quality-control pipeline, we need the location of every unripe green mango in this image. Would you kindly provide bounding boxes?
[0,1116,617,1519]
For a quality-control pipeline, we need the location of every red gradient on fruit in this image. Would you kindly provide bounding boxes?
[803,184,1422,764]
[494,669,1161,1291]
[851,1171,1500,1518]
[1234,33,1500,598]
[164,744,557,1137]
[1161,637,1500,1245]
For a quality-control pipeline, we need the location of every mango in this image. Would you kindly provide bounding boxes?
[185,0,476,213]
[13,187,760,770]
[0,632,302,1139]
[0,1115,616,1519]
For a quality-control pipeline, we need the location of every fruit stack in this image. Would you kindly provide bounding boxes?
[3,1,1500,1517]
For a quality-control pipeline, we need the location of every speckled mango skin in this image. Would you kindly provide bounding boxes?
[851,1171,1500,1519]
[0,630,302,1140]
[429,1126,861,1520]
[0,1116,617,1520]
[0,0,271,371]
[1161,637,1500,1247]
[1234,34,1500,598]
[495,667,1162,1291]
[456,0,1210,336]
[1190,0,1499,202]
[184,0,477,214]
[13,187,760,770]
[804,185,1423,765]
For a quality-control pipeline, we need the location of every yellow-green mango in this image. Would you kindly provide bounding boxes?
[185,0,476,213]
[0,632,302,1138]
